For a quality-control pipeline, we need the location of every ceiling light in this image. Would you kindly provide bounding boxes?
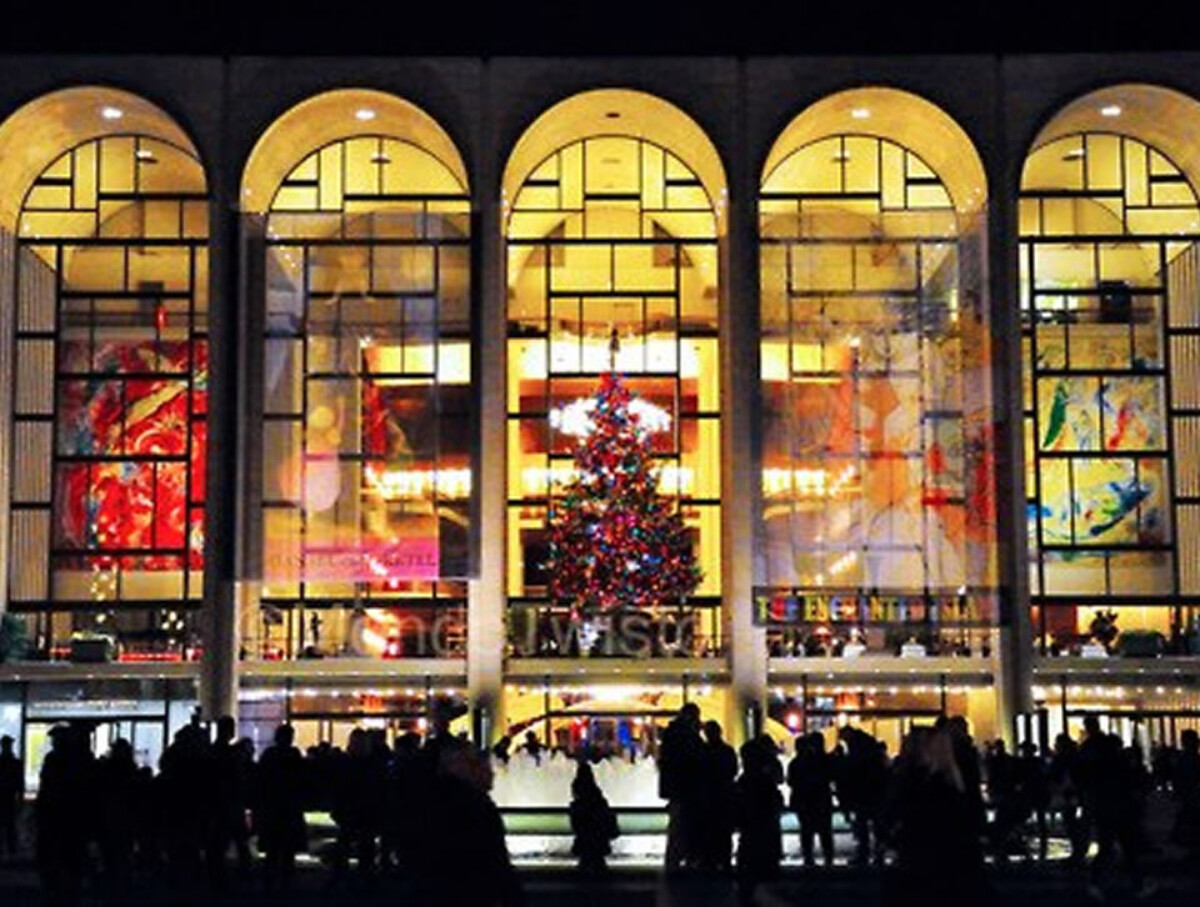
[1100,104,1122,117]
[355,108,377,121]
[850,108,870,120]
[370,152,391,164]
[1063,148,1086,160]
[135,148,157,163]
[100,106,123,121]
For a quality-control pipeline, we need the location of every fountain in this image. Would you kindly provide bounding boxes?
[491,749,663,808]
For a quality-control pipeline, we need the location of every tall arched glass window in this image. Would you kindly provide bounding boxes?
[1021,123,1200,654]
[758,90,996,665]
[242,92,471,662]
[504,96,724,659]
[6,122,208,661]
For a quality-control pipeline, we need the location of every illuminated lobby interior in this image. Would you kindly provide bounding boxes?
[0,58,1199,786]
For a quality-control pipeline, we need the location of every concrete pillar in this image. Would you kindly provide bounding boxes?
[199,87,243,721]
[989,74,1033,745]
[724,62,767,747]
[468,64,506,744]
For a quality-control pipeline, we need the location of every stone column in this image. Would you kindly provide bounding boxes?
[468,65,506,744]
[198,85,248,719]
[989,97,1033,745]
[725,62,767,747]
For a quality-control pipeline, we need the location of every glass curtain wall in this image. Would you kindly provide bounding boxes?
[8,135,208,661]
[1021,133,1200,656]
[505,136,722,657]
[759,133,997,658]
[253,135,471,661]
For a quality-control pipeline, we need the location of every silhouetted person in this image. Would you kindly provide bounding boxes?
[836,726,886,865]
[206,716,251,886]
[1048,732,1085,863]
[985,738,1021,858]
[659,703,704,871]
[131,764,161,873]
[1173,729,1200,853]
[700,720,737,871]
[36,724,94,907]
[944,715,984,835]
[412,746,522,906]
[888,727,984,906]
[521,730,543,765]
[0,734,21,860]
[569,760,618,873]
[1077,715,1150,899]
[159,718,210,883]
[383,731,422,872]
[332,728,365,880]
[255,724,307,890]
[1017,741,1051,860]
[492,733,513,765]
[735,735,783,905]
[95,738,137,892]
[788,732,835,868]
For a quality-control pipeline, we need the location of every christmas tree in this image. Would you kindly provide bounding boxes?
[546,342,701,615]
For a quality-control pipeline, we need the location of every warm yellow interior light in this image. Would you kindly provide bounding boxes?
[502,88,727,234]
[242,89,468,213]
[0,87,200,231]
[762,87,987,216]
[1030,85,1200,201]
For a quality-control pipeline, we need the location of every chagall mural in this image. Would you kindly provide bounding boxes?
[1020,129,1200,650]
[55,339,207,567]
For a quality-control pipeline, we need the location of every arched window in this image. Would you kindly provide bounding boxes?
[758,89,996,664]
[1020,86,1200,656]
[503,90,725,658]
[2,90,208,662]
[242,91,471,662]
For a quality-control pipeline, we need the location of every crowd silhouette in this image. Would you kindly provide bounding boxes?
[22,710,520,907]
[0,708,1197,905]
[655,707,1197,903]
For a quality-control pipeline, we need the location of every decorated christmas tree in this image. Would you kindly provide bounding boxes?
[546,337,701,614]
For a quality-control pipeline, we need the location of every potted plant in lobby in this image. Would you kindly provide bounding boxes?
[0,613,29,663]
[1187,616,1200,655]
[1116,629,1166,657]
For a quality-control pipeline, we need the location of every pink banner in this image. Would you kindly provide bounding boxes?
[267,540,440,582]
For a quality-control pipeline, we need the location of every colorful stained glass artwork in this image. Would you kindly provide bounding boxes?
[1036,459,1072,544]
[1074,459,1145,544]
[1034,457,1163,547]
[1101,377,1164,451]
[56,462,187,561]
[1038,377,1100,450]
[1036,375,1165,453]
[57,341,204,456]
[53,340,206,570]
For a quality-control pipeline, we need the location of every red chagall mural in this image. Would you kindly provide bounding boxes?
[54,339,206,570]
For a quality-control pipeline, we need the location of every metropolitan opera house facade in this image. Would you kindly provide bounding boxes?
[0,53,1198,784]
